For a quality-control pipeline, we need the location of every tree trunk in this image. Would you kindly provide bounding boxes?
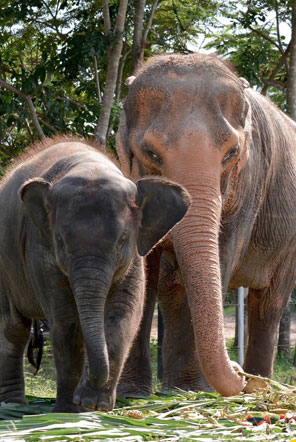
[115,45,129,103]
[278,301,291,356]
[137,0,159,71]
[132,0,146,73]
[283,2,296,361]
[95,0,129,146]
[287,0,296,120]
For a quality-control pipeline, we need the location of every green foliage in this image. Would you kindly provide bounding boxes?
[150,0,219,53]
[204,0,291,110]
[273,351,296,385]
[1,0,219,169]
[228,337,296,386]
[0,0,294,172]
[0,0,110,165]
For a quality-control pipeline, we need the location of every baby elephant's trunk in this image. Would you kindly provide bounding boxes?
[70,256,111,388]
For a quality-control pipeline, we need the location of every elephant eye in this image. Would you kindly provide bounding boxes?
[143,145,162,165]
[222,144,239,167]
[56,234,65,250]
[117,232,128,249]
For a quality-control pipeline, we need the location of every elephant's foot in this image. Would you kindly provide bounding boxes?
[73,377,116,411]
[53,400,85,413]
[0,394,28,406]
[0,352,29,406]
[53,390,86,413]
[116,380,151,398]
[117,362,152,398]
[0,379,28,406]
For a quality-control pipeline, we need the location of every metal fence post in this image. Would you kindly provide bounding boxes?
[238,287,245,366]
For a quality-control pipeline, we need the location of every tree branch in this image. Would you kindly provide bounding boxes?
[18,52,26,70]
[142,0,158,51]
[287,0,296,119]
[132,0,146,73]
[37,116,59,134]
[0,78,45,139]
[135,0,159,71]
[94,56,102,104]
[261,43,290,95]
[115,45,131,102]
[24,118,34,140]
[25,97,46,139]
[275,0,284,53]
[262,78,286,89]
[55,95,89,111]
[0,78,27,98]
[172,1,185,32]
[41,0,56,21]
[95,0,129,145]
[103,0,111,37]
[25,16,66,39]
[238,18,284,54]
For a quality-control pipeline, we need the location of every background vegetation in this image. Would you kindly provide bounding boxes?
[1,0,296,175]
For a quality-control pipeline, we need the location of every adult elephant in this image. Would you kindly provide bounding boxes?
[117,53,296,397]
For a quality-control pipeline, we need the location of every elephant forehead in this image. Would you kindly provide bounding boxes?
[127,75,244,150]
[129,70,243,112]
[52,176,138,222]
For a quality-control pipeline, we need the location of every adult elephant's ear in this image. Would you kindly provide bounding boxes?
[19,178,52,239]
[237,94,253,174]
[116,109,132,178]
[136,178,191,256]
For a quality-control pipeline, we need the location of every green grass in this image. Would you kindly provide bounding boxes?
[24,336,296,400]
[227,337,296,386]
[24,340,56,398]
[223,305,236,316]
[273,351,296,384]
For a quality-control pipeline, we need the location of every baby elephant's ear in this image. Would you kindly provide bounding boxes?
[19,178,52,239]
[136,178,191,256]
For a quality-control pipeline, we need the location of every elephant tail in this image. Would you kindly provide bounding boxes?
[27,320,45,375]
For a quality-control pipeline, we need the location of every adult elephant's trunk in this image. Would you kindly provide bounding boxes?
[70,256,111,388]
[168,162,244,396]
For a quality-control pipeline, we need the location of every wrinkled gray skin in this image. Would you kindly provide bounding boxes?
[117,52,296,397]
[0,136,190,412]
[118,241,210,397]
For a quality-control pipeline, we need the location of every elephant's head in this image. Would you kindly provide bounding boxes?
[19,165,190,393]
[117,53,252,396]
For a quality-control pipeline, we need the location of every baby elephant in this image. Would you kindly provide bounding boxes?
[0,136,190,412]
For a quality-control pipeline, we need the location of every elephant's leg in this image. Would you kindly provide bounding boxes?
[46,300,85,412]
[159,253,212,392]
[118,247,161,397]
[0,293,31,404]
[244,279,293,377]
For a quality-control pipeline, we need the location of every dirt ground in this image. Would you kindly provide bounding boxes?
[151,312,296,345]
